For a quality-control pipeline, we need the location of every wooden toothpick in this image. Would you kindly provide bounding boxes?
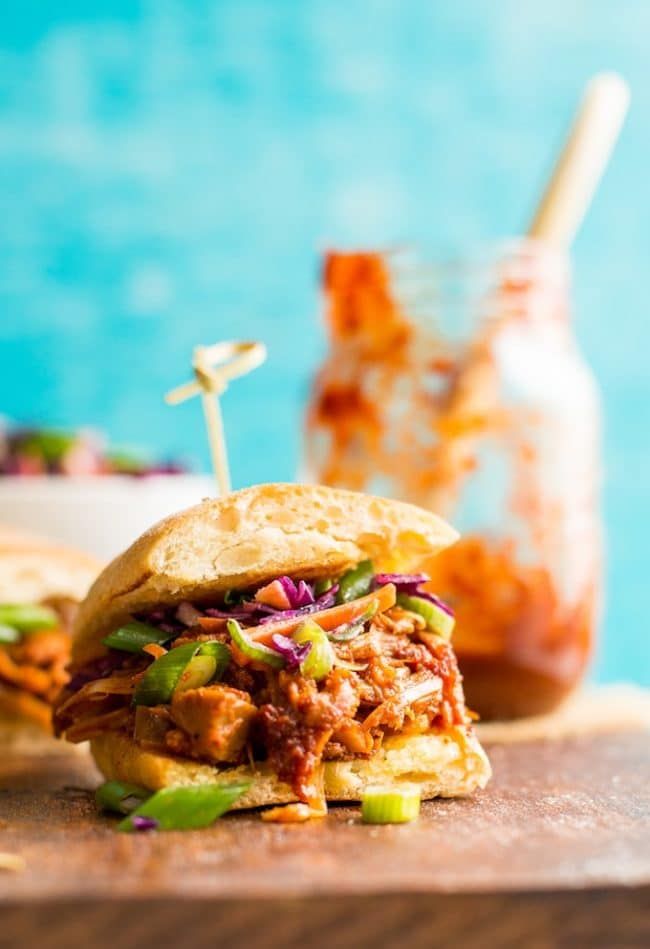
[165,340,267,495]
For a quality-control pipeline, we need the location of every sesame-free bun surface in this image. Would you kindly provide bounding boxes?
[72,483,458,663]
[91,726,490,807]
[0,525,101,605]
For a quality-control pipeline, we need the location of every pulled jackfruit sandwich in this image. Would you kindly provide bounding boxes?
[54,484,490,817]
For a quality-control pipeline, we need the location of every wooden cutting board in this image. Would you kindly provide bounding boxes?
[1,688,649,949]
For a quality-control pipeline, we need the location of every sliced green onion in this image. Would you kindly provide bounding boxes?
[226,619,284,669]
[314,577,335,597]
[118,782,251,832]
[0,624,21,645]
[327,621,365,642]
[293,620,334,681]
[336,560,374,604]
[102,620,174,654]
[133,641,230,707]
[361,786,421,824]
[396,593,455,640]
[0,603,58,633]
[328,605,376,642]
[95,780,150,815]
[173,654,218,695]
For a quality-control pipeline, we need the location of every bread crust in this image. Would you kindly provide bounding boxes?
[90,726,491,807]
[72,483,458,663]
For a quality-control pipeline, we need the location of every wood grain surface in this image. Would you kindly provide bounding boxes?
[1,726,649,948]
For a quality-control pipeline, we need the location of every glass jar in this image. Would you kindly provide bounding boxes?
[303,241,603,719]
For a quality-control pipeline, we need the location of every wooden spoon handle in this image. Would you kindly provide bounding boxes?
[528,72,630,246]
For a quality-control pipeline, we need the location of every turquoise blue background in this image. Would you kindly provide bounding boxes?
[0,1,648,684]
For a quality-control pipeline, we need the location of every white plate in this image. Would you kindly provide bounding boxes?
[0,475,216,562]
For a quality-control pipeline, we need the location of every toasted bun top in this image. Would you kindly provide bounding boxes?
[0,525,102,606]
[72,483,458,663]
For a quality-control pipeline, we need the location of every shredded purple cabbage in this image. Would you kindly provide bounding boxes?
[176,602,204,627]
[256,586,339,625]
[203,607,249,621]
[277,576,315,609]
[270,633,312,670]
[373,573,430,588]
[373,572,454,617]
[138,607,185,635]
[416,591,454,616]
[315,584,340,607]
[131,816,159,832]
[205,582,339,626]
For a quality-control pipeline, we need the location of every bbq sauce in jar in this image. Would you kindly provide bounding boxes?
[304,241,602,720]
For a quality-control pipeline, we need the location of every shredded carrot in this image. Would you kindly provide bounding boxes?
[229,641,254,667]
[254,579,292,610]
[261,801,327,823]
[142,643,167,660]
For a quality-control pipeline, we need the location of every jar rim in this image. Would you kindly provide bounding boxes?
[386,238,570,331]
[382,236,568,273]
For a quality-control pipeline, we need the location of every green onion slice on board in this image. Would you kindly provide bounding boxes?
[361,786,421,824]
[133,641,230,707]
[118,782,251,832]
[95,781,150,815]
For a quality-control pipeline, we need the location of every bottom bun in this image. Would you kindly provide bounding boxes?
[90,727,491,809]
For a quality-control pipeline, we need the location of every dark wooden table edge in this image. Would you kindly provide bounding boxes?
[2,875,649,904]
[2,886,649,949]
